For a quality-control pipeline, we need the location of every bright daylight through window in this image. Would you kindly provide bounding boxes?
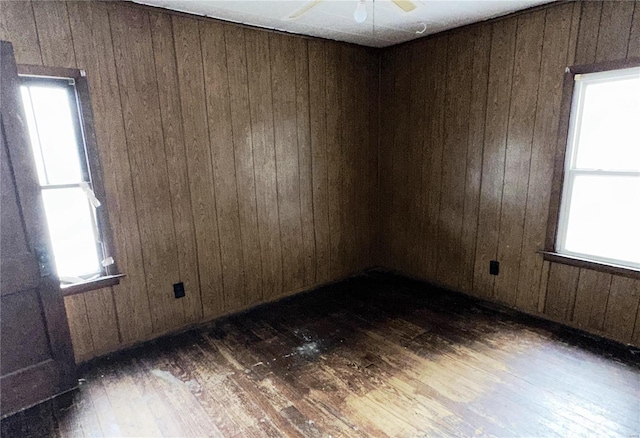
[20,76,103,282]
[557,66,640,270]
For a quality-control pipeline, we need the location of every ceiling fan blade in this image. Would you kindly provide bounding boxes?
[287,0,325,19]
[392,0,417,13]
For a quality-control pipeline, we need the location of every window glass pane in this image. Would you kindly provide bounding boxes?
[41,187,101,279]
[22,83,85,184]
[574,73,640,171]
[563,174,640,266]
[20,87,48,185]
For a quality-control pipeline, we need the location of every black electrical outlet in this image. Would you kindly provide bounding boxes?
[489,260,500,276]
[173,282,185,299]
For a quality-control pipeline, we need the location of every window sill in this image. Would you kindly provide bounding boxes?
[60,274,125,296]
[539,251,640,280]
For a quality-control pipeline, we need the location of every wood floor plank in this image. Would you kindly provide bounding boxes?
[3,276,639,437]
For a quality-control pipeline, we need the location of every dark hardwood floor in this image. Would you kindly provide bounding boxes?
[3,273,640,437]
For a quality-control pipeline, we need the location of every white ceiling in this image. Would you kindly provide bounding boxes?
[134,0,554,48]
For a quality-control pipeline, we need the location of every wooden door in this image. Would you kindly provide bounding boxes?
[1,41,77,418]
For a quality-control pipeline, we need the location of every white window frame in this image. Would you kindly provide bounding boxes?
[556,66,640,270]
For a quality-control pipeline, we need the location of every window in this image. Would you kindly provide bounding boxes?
[555,65,640,271]
[19,70,115,285]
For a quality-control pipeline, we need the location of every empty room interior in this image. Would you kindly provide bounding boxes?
[1,0,639,436]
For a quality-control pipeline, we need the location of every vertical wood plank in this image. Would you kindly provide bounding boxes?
[199,21,245,313]
[225,25,263,307]
[389,46,411,271]
[633,292,640,346]
[572,269,612,331]
[67,1,153,344]
[32,1,76,68]
[0,0,42,65]
[603,277,640,343]
[270,33,305,292]
[414,40,432,277]
[460,25,491,294]
[537,261,551,313]
[84,288,121,356]
[473,19,517,299]
[110,6,184,334]
[365,49,380,269]
[308,40,331,283]
[63,295,94,363]
[405,42,426,275]
[245,28,284,300]
[564,2,582,67]
[627,2,640,58]
[149,11,203,324]
[544,263,580,321]
[357,48,377,269]
[493,10,545,306]
[173,16,225,318]
[420,38,447,280]
[378,48,396,268]
[574,2,602,65]
[340,45,358,274]
[293,38,317,287]
[325,42,344,277]
[515,3,573,312]
[594,1,634,62]
[437,32,472,290]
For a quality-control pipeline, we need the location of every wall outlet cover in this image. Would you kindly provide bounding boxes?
[173,282,185,298]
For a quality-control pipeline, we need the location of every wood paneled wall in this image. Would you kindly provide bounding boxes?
[2,0,638,361]
[379,1,640,347]
[0,1,379,361]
